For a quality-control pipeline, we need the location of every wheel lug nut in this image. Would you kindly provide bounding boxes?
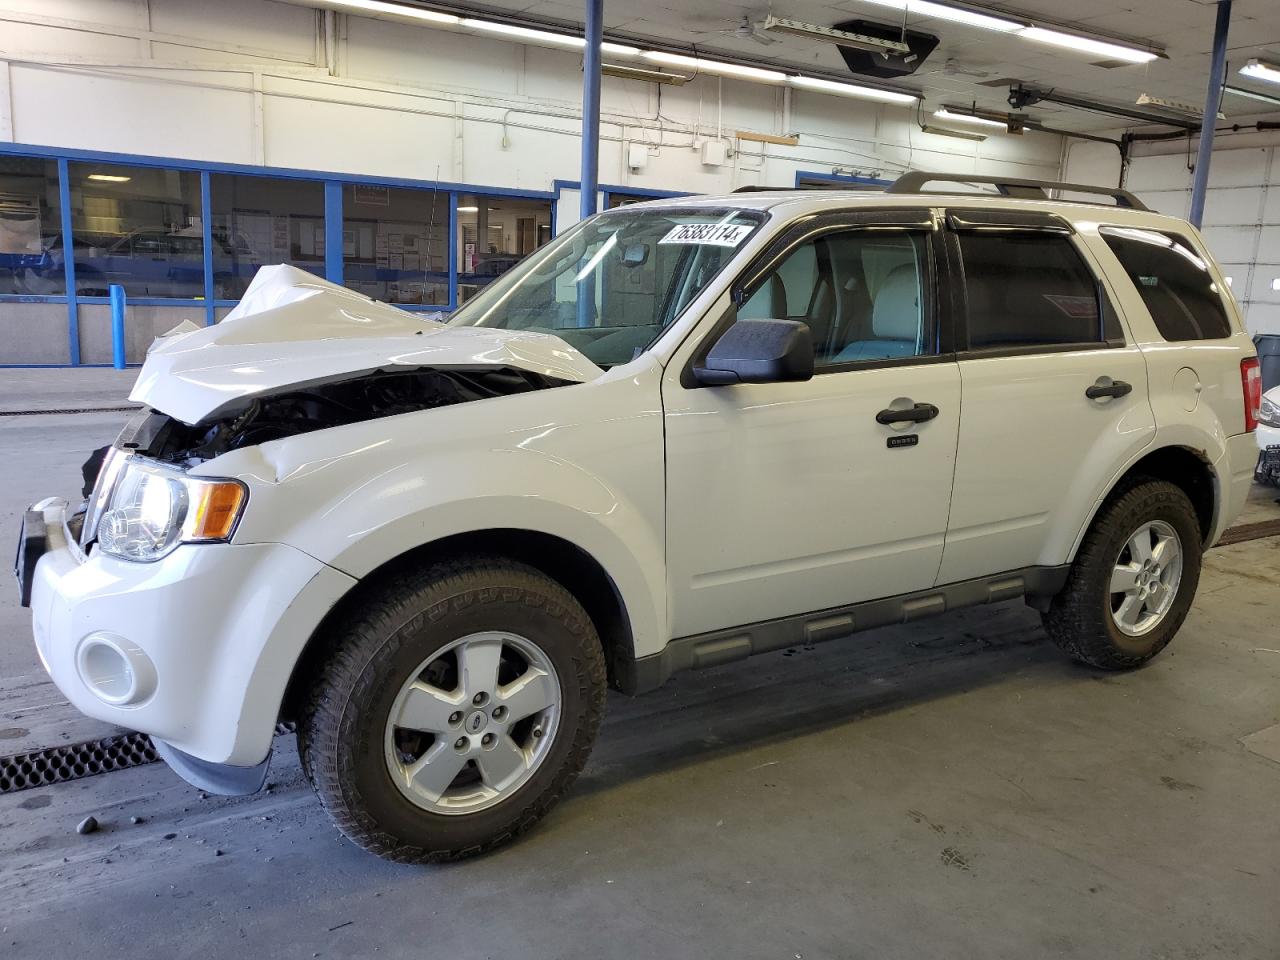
[454,737,467,751]
[481,733,495,747]
[492,706,507,721]
[448,711,463,725]
[472,692,489,706]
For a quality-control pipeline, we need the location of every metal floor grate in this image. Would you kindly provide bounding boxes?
[0,731,158,794]
[0,723,297,795]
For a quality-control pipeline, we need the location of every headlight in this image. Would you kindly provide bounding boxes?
[97,458,247,562]
[1260,395,1280,428]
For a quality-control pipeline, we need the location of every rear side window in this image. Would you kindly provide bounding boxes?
[1099,227,1232,341]
[957,233,1114,349]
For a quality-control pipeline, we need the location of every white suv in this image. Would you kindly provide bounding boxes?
[18,173,1262,862]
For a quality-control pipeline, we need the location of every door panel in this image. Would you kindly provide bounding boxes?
[664,363,961,638]
[937,348,1154,583]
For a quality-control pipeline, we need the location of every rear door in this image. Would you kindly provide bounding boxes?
[937,209,1156,584]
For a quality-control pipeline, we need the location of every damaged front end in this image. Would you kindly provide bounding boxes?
[127,365,572,466]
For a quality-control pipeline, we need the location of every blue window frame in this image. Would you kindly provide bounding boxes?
[0,141,561,364]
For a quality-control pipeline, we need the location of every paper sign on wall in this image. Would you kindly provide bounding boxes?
[658,223,751,247]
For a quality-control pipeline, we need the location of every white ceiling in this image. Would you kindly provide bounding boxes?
[438,0,1280,132]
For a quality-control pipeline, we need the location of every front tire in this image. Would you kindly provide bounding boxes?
[1042,480,1203,669]
[298,557,606,863]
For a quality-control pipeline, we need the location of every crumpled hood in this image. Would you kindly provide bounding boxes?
[130,264,603,424]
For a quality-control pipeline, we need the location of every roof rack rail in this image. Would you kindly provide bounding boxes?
[886,171,1148,211]
[732,185,801,193]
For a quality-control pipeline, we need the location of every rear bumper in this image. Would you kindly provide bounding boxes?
[27,497,355,769]
[1214,433,1262,542]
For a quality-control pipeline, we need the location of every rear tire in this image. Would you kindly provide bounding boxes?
[1042,479,1202,669]
[298,557,606,863]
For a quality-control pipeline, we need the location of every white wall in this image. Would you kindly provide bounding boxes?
[1065,129,1280,336]
[0,0,1066,207]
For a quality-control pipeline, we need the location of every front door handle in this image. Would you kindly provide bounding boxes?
[876,402,939,425]
[1085,378,1133,400]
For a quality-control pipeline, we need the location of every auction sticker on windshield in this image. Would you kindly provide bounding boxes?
[659,223,753,247]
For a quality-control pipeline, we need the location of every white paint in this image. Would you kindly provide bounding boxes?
[130,264,603,424]
[27,190,1259,779]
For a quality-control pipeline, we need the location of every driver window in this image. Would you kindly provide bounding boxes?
[740,230,931,368]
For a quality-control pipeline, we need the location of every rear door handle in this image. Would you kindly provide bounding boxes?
[1085,378,1133,400]
[876,402,939,425]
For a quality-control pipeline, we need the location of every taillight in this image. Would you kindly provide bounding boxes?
[1242,357,1262,432]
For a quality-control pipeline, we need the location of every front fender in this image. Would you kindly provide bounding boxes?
[202,366,668,658]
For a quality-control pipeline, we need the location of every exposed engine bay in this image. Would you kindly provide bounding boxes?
[114,366,570,467]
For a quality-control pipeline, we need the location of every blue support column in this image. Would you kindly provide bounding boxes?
[1189,0,1232,228]
[579,0,603,222]
[447,193,458,310]
[324,180,344,284]
[200,170,216,325]
[109,284,127,369]
[56,158,80,365]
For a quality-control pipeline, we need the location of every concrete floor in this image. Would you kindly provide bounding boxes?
[2,370,1279,959]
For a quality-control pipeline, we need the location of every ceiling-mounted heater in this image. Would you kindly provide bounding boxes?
[832,19,939,78]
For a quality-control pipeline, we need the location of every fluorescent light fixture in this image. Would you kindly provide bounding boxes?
[921,125,986,142]
[1272,278,1280,292]
[456,206,479,212]
[1224,84,1280,107]
[858,0,1022,32]
[602,63,690,85]
[790,74,918,104]
[1240,60,1280,86]
[461,18,637,55]
[757,16,910,54]
[299,0,460,24]
[642,51,786,83]
[933,108,1006,128]
[87,174,131,182]
[1019,26,1157,64]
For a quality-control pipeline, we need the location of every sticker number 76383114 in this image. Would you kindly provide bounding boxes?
[658,223,753,247]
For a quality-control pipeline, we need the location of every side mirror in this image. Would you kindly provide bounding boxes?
[693,318,814,386]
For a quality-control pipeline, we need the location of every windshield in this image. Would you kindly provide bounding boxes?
[448,206,765,367]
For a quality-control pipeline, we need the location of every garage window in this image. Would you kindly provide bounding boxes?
[209,174,325,298]
[68,163,204,299]
[1100,227,1232,341]
[958,232,1116,349]
[456,195,553,305]
[342,184,449,307]
[0,157,63,296]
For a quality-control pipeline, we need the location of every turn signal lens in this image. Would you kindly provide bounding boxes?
[184,481,247,541]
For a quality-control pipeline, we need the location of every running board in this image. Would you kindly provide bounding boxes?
[620,565,1069,694]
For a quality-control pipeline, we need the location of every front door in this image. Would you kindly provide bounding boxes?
[663,218,962,638]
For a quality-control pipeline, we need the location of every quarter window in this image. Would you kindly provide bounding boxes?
[740,230,931,367]
[1099,227,1231,341]
[958,232,1112,349]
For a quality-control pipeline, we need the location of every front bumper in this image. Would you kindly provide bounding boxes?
[25,497,355,776]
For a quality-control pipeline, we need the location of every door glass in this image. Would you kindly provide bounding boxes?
[740,230,930,366]
[958,233,1113,349]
